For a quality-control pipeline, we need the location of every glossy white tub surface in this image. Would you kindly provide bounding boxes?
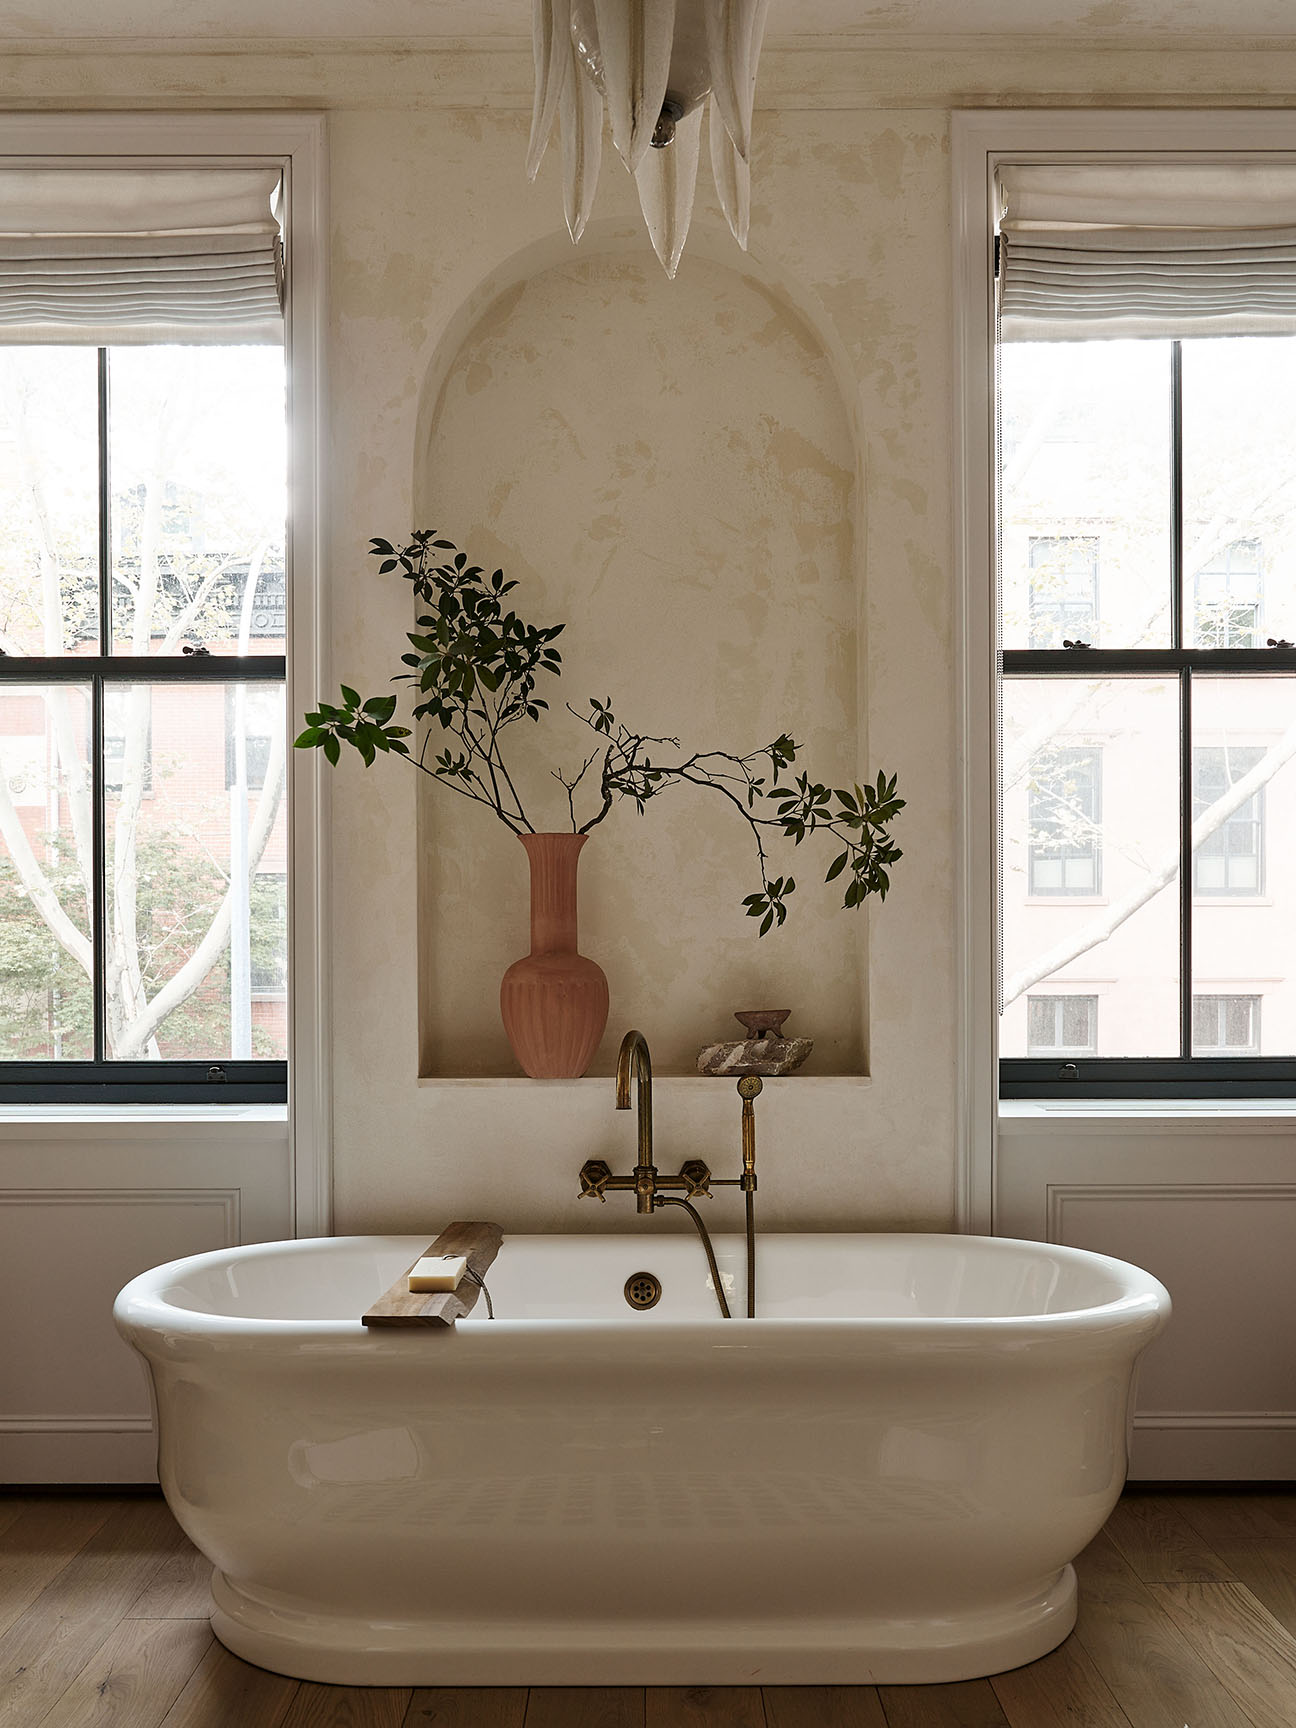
[115,1231,1170,1686]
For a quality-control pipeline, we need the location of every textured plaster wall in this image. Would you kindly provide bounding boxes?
[326,101,952,1234]
[323,101,953,1237]
[417,251,864,1080]
[11,37,1292,1236]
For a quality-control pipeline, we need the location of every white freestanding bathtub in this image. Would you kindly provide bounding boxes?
[114,1231,1169,1686]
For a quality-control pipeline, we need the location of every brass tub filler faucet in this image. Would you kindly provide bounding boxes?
[578,1029,761,1319]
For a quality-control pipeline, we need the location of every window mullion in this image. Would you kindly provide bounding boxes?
[97,348,110,657]
[1171,341,1193,1062]
[1170,341,1183,652]
[93,349,110,1064]
[1180,667,1193,1061]
[91,673,106,1065]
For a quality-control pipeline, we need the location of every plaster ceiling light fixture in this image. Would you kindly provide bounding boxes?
[527,0,770,277]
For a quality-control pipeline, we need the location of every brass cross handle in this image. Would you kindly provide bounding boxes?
[578,1158,612,1202]
[678,1159,713,1199]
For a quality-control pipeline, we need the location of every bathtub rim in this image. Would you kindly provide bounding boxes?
[114,1229,1171,1350]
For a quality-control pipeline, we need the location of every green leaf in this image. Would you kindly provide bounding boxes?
[339,685,361,708]
[824,850,848,882]
[293,727,323,748]
[759,910,774,936]
[322,735,340,766]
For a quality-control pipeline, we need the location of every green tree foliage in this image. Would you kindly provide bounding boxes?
[299,531,906,930]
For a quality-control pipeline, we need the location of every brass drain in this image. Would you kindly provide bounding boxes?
[624,1271,662,1311]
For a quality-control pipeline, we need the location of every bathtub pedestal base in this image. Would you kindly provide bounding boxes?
[210,1565,1077,1687]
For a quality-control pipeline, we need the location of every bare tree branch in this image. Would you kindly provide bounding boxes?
[0,770,93,978]
[1004,717,1296,1004]
[113,725,286,1059]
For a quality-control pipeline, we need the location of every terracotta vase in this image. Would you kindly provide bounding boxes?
[499,832,609,1078]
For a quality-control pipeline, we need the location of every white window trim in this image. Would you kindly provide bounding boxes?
[952,109,1296,1234]
[0,112,331,1237]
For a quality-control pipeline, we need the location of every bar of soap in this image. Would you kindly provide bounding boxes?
[407,1254,467,1292]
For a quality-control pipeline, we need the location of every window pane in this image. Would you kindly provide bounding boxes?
[0,349,99,657]
[1183,339,1296,649]
[1192,675,1296,1056]
[104,680,286,1060]
[1000,341,1172,650]
[0,684,94,1058]
[1001,677,1180,1058]
[109,347,286,657]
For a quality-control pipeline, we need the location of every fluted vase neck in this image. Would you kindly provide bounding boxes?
[520,831,587,956]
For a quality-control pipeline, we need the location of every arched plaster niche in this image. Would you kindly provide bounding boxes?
[415,227,870,1078]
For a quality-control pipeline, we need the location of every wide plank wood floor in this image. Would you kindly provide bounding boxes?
[2,1488,1295,1727]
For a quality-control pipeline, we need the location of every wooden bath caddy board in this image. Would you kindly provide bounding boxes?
[361,1221,504,1329]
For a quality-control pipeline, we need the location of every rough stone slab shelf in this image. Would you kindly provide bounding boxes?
[414,1074,873,1087]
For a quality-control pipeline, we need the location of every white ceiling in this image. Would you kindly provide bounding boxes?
[5,0,1296,44]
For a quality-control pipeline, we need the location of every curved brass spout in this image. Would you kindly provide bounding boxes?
[615,1029,655,1213]
[577,1028,751,1319]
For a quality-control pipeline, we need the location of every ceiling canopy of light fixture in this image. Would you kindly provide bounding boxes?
[528,0,770,278]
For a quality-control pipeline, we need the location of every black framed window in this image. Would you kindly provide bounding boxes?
[0,346,287,1101]
[999,336,1296,1098]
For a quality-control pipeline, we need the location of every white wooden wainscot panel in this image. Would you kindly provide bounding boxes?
[1048,1183,1296,1481]
[0,1187,237,1416]
[0,1111,290,1482]
[0,1186,239,1483]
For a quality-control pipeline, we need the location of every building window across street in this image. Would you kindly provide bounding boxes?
[1192,993,1261,1056]
[1028,535,1099,648]
[1027,746,1103,896]
[1027,994,1099,1057]
[1194,539,1263,649]
[1192,745,1265,896]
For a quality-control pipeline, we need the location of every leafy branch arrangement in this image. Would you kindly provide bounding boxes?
[295,531,905,932]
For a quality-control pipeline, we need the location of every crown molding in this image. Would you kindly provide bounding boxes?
[11,31,1296,54]
[6,38,1296,110]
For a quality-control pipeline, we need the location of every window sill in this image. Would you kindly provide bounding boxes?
[1024,897,1108,908]
[999,1097,1296,1134]
[0,1102,287,1141]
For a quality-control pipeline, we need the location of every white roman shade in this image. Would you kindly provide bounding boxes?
[0,166,284,344]
[998,162,1296,341]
